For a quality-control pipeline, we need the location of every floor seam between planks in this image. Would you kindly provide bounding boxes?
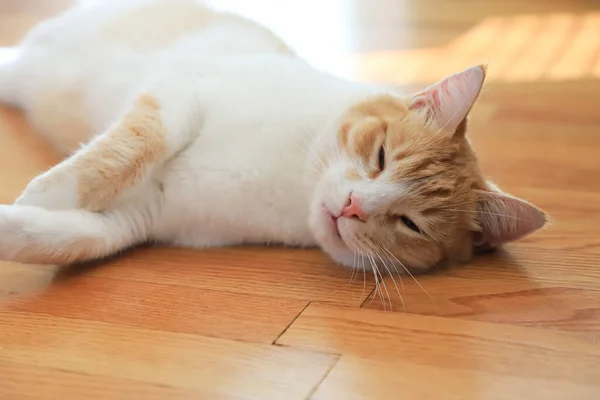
[303,354,341,400]
[360,286,378,308]
[271,301,311,345]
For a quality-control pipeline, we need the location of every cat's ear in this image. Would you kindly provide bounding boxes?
[473,189,547,249]
[410,64,487,136]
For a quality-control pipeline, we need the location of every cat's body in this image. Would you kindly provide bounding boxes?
[1,0,378,253]
[0,0,547,271]
[0,0,298,152]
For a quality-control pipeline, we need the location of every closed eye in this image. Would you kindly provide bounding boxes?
[378,145,385,171]
[400,215,420,233]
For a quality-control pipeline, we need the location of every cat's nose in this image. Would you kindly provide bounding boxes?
[341,194,367,221]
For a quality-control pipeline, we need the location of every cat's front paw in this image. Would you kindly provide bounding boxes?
[15,166,79,210]
[0,204,32,261]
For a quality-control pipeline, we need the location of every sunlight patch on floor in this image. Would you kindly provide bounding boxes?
[339,12,600,85]
[203,4,600,85]
[1,8,598,86]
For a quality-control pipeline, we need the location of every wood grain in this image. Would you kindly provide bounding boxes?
[0,360,211,400]
[364,253,600,338]
[0,311,338,399]
[1,0,599,398]
[79,246,377,306]
[278,304,600,399]
[6,274,309,344]
[311,356,600,400]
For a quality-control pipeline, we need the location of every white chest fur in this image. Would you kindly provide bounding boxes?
[148,55,375,248]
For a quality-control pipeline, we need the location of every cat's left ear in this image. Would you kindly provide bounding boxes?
[410,64,487,136]
[473,188,548,250]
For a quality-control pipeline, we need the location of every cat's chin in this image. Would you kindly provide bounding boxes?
[308,201,360,268]
[318,237,358,269]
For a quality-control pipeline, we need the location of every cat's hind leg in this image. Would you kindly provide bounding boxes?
[0,200,159,265]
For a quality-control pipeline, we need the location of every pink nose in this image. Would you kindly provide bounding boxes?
[341,194,367,221]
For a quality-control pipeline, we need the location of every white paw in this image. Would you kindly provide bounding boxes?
[0,205,27,261]
[0,205,58,263]
[14,166,79,210]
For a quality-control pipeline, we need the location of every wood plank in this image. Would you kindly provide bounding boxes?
[364,266,600,338]
[5,274,308,344]
[311,356,599,400]
[80,246,376,307]
[0,312,337,399]
[547,12,600,79]
[469,122,600,193]
[278,304,600,398]
[0,360,212,400]
[449,247,600,289]
[0,262,58,301]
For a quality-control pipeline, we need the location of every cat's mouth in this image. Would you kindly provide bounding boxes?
[322,203,342,238]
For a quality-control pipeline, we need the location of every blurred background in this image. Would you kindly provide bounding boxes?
[1,0,598,86]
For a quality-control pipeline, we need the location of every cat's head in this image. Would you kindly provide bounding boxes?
[308,65,547,272]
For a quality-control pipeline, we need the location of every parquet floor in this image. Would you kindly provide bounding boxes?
[1,1,600,399]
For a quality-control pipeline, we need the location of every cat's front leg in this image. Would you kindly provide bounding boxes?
[14,162,80,210]
[15,77,213,211]
[0,199,158,264]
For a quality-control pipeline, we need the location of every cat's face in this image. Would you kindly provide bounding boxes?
[308,65,547,272]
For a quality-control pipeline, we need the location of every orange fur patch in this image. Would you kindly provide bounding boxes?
[336,94,489,270]
[350,117,385,164]
[344,168,362,181]
[75,94,166,211]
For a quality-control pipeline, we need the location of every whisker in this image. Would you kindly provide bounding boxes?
[367,250,393,312]
[446,209,533,224]
[360,250,367,302]
[363,254,380,308]
[373,245,404,311]
[437,200,479,209]
[368,253,388,311]
[294,141,327,175]
[348,251,359,288]
[357,249,367,299]
[382,247,434,303]
[381,247,407,307]
[298,131,331,172]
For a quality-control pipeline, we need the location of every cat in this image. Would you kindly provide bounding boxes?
[0,0,547,273]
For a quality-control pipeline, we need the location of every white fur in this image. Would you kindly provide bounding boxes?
[1,1,536,270]
[0,0,395,267]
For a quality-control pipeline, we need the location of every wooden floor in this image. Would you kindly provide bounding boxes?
[1,1,600,399]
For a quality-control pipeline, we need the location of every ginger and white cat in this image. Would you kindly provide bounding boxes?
[0,0,546,272]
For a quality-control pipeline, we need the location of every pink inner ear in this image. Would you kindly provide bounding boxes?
[410,64,486,134]
[475,190,547,248]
